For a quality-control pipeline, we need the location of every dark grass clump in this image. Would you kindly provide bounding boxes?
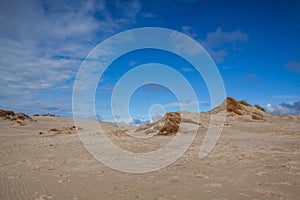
[254,104,265,112]
[238,100,251,106]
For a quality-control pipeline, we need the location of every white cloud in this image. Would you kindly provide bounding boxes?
[181,26,197,38]
[0,0,143,115]
[203,27,248,48]
[163,100,200,108]
[267,100,300,115]
[181,26,248,63]
[202,27,248,63]
[113,116,150,126]
[150,113,164,122]
[130,118,150,126]
[115,0,141,21]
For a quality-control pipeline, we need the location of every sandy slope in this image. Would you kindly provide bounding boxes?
[0,112,300,199]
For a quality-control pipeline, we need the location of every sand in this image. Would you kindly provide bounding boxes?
[1,110,300,199]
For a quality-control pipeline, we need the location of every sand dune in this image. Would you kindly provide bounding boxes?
[1,98,300,199]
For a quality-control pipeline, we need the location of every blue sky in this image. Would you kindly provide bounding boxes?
[0,0,300,124]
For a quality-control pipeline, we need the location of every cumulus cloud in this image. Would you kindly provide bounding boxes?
[267,100,300,115]
[0,0,142,115]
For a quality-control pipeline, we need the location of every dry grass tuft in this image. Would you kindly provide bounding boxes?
[47,126,78,135]
[252,114,263,120]
[238,100,251,106]
[157,112,181,136]
[107,129,126,136]
[225,97,243,115]
[0,109,33,121]
[254,104,265,112]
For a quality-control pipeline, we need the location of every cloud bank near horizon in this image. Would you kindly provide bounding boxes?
[267,100,300,115]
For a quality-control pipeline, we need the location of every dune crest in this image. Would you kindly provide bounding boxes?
[210,97,271,120]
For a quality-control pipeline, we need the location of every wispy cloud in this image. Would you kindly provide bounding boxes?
[203,27,248,48]
[202,27,248,63]
[271,95,300,99]
[285,60,300,73]
[182,26,248,63]
[163,100,203,108]
[181,26,198,38]
[142,84,168,92]
[267,100,300,115]
[128,60,138,67]
[180,67,195,72]
[244,73,259,81]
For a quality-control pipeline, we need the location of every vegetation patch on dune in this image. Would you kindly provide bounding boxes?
[39,126,79,135]
[157,112,181,136]
[0,109,34,122]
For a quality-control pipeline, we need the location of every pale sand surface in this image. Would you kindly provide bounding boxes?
[1,115,300,200]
